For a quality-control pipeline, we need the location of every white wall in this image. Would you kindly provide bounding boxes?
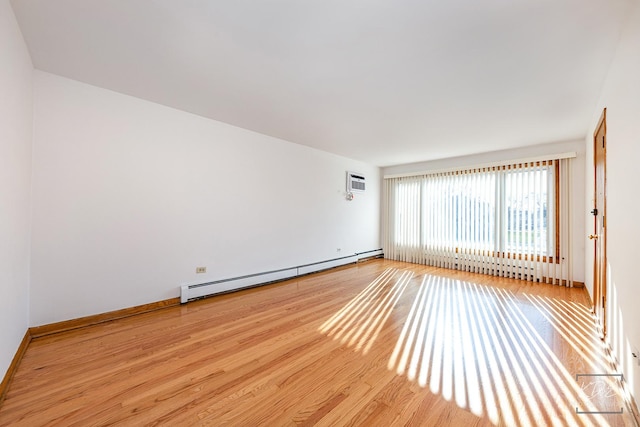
[382,140,587,283]
[30,71,381,326]
[0,0,33,380]
[585,0,640,405]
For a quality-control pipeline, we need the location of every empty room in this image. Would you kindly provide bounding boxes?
[1,0,640,425]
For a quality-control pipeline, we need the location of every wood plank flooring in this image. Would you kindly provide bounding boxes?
[0,259,637,426]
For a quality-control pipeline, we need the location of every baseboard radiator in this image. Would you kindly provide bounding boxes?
[180,249,383,303]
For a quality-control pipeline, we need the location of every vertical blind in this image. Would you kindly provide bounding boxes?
[383,158,573,286]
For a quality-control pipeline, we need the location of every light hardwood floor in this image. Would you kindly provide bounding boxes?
[0,259,637,426]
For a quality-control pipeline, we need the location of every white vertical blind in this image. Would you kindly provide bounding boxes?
[383,158,574,286]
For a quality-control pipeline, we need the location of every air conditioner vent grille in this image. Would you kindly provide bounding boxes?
[352,181,365,191]
[347,171,366,193]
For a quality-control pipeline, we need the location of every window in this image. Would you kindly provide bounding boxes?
[503,164,555,259]
[385,160,562,269]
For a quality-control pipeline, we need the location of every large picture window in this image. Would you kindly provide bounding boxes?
[383,158,573,285]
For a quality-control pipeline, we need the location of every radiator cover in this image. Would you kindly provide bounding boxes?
[180,249,383,303]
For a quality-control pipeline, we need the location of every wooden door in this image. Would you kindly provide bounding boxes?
[592,108,607,337]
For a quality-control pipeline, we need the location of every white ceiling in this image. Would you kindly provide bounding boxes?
[11,0,632,166]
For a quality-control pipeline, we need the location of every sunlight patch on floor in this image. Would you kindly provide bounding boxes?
[319,268,412,354]
[387,275,618,426]
[317,269,631,426]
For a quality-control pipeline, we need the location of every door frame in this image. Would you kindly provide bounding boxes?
[592,107,607,337]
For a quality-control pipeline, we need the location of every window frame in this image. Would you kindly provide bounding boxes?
[391,161,561,264]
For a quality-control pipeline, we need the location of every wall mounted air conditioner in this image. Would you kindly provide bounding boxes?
[347,171,366,193]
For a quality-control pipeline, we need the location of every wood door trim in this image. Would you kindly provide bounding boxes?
[593,107,607,336]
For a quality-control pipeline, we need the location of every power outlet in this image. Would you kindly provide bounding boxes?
[196,267,206,274]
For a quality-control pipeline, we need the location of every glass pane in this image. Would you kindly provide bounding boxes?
[421,172,496,252]
[503,167,549,255]
[394,180,421,248]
